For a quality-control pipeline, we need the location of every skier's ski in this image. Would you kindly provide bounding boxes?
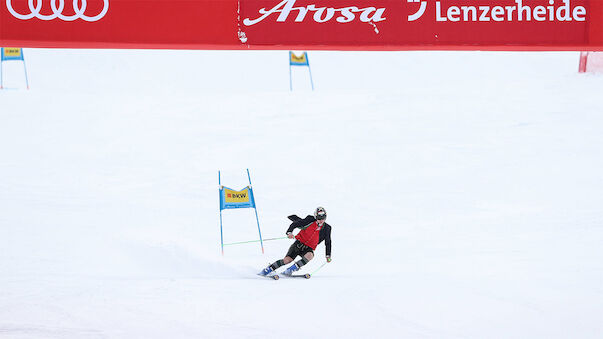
[260,274,279,280]
[282,273,311,279]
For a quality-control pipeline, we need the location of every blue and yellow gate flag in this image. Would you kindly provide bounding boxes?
[1,48,24,61]
[218,169,264,255]
[290,51,309,66]
[219,185,256,210]
[1,48,30,90]
[289,51,314,90]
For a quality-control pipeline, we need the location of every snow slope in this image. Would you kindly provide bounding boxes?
[1,50,602,338]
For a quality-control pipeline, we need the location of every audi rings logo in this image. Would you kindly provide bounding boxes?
[6,0,109,22]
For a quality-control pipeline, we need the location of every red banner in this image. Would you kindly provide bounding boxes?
[1,0,602,50]
[0,0,239,48]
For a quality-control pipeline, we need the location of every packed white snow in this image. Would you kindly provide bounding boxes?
[1,50,602,338]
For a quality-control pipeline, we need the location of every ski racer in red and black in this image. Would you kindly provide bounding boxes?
[259,207,332,276]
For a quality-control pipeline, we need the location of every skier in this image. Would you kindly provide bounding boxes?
[259,206,332,276]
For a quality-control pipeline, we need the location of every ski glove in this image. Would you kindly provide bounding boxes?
[326,256,332,263]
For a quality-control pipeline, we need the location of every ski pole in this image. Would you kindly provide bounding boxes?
[223,236,287,247]
[311,261,328,275]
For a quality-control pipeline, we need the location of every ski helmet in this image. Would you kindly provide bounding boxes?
[314,207,327,221]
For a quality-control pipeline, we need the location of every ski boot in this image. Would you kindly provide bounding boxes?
[281,263,299,276]
[258,265,274,276]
